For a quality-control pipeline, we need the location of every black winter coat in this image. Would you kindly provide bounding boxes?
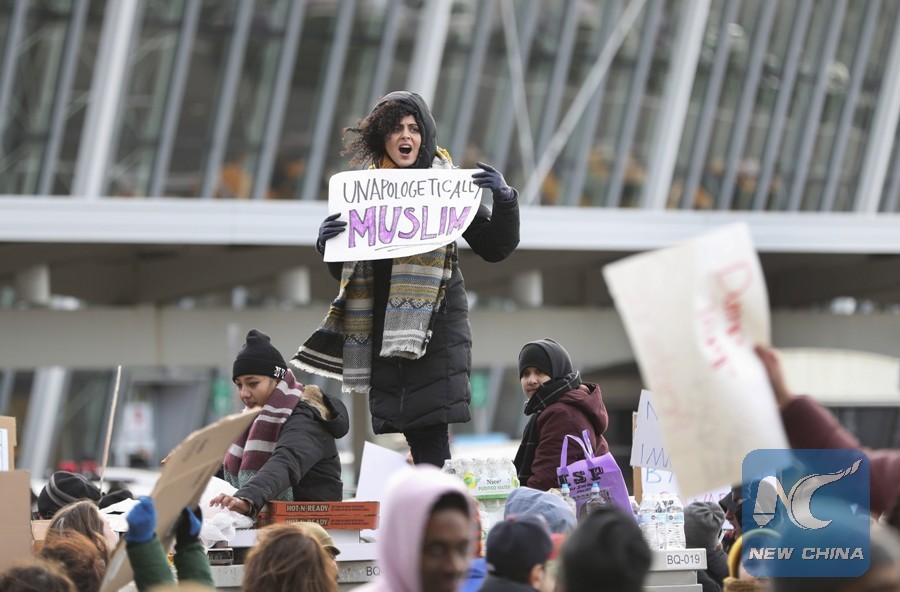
[234,394,349,513]
[477,574,536,592]
[325,199,519,433]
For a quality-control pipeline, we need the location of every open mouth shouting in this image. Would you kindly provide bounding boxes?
[385,114,421,168]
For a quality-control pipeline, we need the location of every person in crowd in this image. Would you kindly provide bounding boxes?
[210,329,349,516]
[296,521,341,576]
[479,514,555,592]
[513,339,608,490]
[355,465,474,592]
[719,485,743,555]
[721,530,778,592]
[558,506,651,592]
[48,500,117,558]
[38,471,102,519]
[38,531,106,592]
[756,345,900,516]
[242,524,338,592]
[543,534,566,592]
[297,90,520,467]
[124,496,214,591]
[462,497,487,592]
[685,502,727,592]
[504,487,576,534]
[0,560,77,592]
[772,524,900,592]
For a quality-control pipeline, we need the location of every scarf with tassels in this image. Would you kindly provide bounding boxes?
[292,149,456,394]
[223,370,303,500]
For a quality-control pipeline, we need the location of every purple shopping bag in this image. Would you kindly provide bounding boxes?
[556,429,630,513]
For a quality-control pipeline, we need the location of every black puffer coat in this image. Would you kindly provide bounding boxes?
[325,200,519,433]
[234,394,349,512]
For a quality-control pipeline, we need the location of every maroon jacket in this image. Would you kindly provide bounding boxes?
[781,396,900,515]
[525,383,609,491]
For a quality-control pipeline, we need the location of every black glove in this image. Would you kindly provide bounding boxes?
[174,505,203,550]
[317,213,347,254]
[472,161,516,203]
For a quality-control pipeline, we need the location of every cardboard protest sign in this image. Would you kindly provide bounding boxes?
[100,408,261,592]
[0,416,16,470]
[630,390,671,471]
[324,168,482,262]
[0,471,31,572]
[604,223,787,497]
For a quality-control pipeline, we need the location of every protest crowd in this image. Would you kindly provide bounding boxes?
[2,91,899,592]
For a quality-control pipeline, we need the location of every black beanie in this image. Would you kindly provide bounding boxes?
[562,506,651,592]
[38,471,102,519]
[232,329,287,381]
[518,339,574,379]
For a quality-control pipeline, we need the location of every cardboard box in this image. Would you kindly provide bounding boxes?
[258,501,380,530]
[32,520,51,553]
[0,416,17,470]
[0,471,33,571]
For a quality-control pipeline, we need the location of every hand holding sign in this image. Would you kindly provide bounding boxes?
[317,212,347,254]
[604,223,787,497]
[323,168,483,262]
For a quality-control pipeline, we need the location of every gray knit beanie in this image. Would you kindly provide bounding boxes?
[684,501,725,551]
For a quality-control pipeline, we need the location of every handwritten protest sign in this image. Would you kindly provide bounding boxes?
[101,408,261,592]
[630,390,671,471]
[324,168,482,262]
[641,467,732,506]
[604,223,787,497]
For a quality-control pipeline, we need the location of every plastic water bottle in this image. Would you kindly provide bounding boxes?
[665,495,686,549]
[578,482,608,521]
[441,458,458,476]
[637,494,663,550]
[629,495,640,517]
[560,483,577,517]
[504,459,521,489]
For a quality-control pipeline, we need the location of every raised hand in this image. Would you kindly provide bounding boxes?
[472,161,516,203]
[125,496,156,544]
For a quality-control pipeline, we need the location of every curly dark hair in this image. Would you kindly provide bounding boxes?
[342,101,415,167]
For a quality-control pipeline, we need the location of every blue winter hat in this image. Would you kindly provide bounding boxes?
[504,487,576,534]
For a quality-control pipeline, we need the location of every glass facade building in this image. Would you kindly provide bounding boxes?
[2,0,899,212]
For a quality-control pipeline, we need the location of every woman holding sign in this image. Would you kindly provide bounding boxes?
[296,91,520,467]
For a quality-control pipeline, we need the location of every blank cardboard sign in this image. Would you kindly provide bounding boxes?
[100,408,261,592]
[0,471,32,572]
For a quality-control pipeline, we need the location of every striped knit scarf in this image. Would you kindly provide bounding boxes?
[292,244,455,393]
[292,150,456,394]
[223,370,302,499]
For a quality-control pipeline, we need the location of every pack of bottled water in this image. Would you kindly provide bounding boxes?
[442,457,520,540]
[637,493,685,550]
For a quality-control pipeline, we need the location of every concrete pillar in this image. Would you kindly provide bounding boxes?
[14,265,51,305]
[405,0,452,104]
[20,367,68,478]
[277,266,311,306]
[512,270,543,308]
